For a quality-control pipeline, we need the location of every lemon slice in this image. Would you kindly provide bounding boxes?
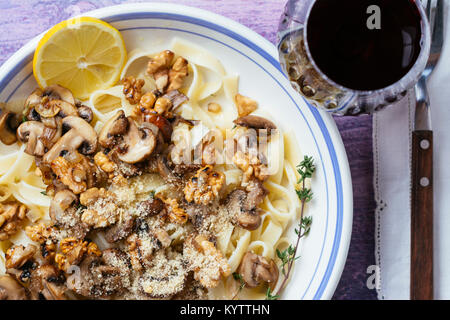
[33,17,127,100]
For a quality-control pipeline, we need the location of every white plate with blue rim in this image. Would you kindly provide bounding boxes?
[0,3,353,300]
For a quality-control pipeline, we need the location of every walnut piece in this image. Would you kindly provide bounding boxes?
[184,165,225,205]
[185,235,231,288]
[154,97,172,117]
[25,223,57,262]
[80,188,119,228]
[208,102,222,113]
[80,187,110,206]
[0,203,27,241]
[94,152,116,174]
[147,50,174,75]
[146,51,188,93]
[168,57,189,92]
[25,223,54,244]
[56,238,101,272]
[163,198,188,224]
[123,76,145,104]
[138,92,157,112]
[235,94,258,117]
[232,150,269,185]
[51,156,87,194]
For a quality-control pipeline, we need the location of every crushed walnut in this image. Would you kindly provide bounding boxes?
[94,152,116,174]
[232,150,269,185]
[25,223,54,244]
[162,198,188,224]
[154,97,172,117]
[79,188,120,228]
[0,202,27,241]
[184,166,225,205]
[146,50,188,93]
[25,223,57,262]
[207,102,222,113]
[235,94,258,117]
[55,238,101,272]
[168,57,189,92]
[123,76,145,104]
[51,156,87,194]
[184,235,231,288]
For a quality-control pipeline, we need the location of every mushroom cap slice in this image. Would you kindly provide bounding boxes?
[29,265,67,300]
[43,85,75,105]
[17,121,60,157]
[0,110,19,145]
[43,116,98,163]
[234,115,277,130]
[235,210,262,231]
[238,252,279,290]
[117,118,156,164]
[25,86,77,120]
[25,88,44,107]
[98,110,128,148]
[53,100,78,118]
[226,189,262,231]
[0,275,28,300]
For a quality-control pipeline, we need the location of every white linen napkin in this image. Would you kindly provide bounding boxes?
[374,1,450,300]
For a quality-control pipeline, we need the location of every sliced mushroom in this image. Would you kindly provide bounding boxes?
[144,114,172,142]
[29,264,66,300]
[77,105,93,123]
[25,88,44,108]
[102,248,131,271]
[43,85,75,105]
[105,214,135,243]
[0,109,19,145]
[49,190,89,238]
[162,90,188,111]
[17,121,61,156]
[98,110,129,148]
[234,115,277,130]
[49,190,78,223]
[35,100,62,118]
[43,116,98,163]
[52,100,78,118]
[238,251,279,290]
[137,198,164,217]
[185,203,209,229]
[226,189,262,231]
[0,275,28,300]
[5,244,37,269]
[156,153,183,185]
[117,118,156,164]
[25,85,76,120]
[244,179,268,211]
[67,255,124,299]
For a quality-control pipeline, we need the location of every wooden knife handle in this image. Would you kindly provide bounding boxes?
[411,130,433,300]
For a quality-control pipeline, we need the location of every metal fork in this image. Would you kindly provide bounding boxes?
[411,0,444,301]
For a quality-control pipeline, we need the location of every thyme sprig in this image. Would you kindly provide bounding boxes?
[269,155,315,299]
[265,287,279,300]
[231,272,246,300]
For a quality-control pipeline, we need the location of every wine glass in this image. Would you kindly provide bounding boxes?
[277,0,431,115]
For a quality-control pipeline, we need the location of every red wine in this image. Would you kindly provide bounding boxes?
[306,0,423,91]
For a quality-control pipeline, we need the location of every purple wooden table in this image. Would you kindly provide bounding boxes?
[0,0,377,300]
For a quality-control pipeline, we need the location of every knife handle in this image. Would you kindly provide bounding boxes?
[411,130,433,300]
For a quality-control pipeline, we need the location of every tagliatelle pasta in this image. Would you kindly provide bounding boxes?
[0,37,308,300]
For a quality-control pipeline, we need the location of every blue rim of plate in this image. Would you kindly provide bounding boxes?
[0,11,344,300]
